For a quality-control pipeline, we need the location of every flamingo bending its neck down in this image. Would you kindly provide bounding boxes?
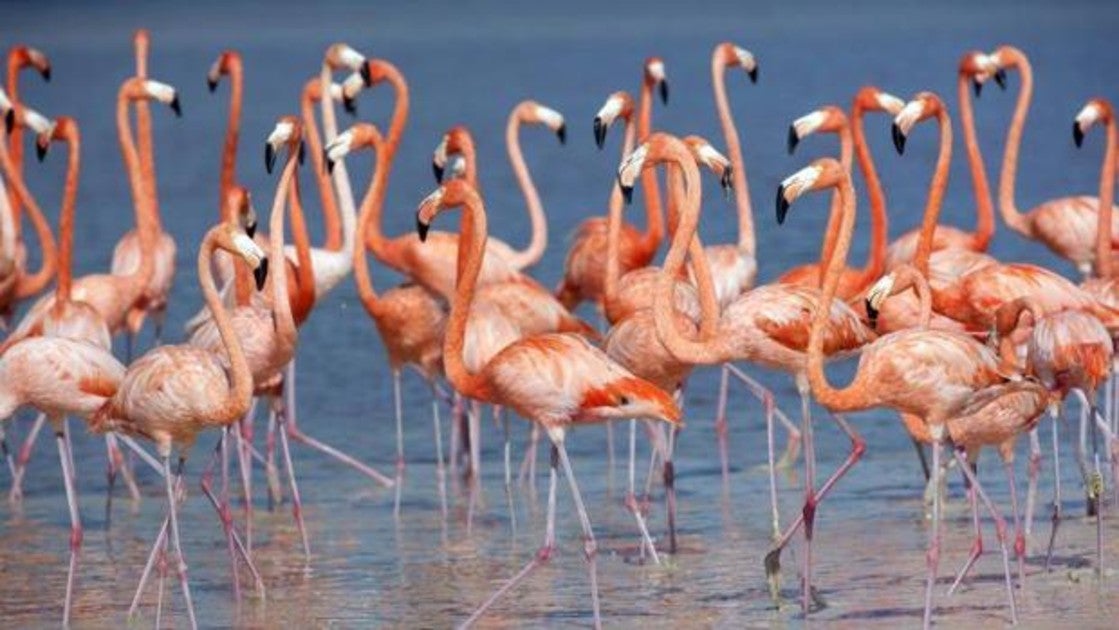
[988,45,1119,279]
[4,44,51,249]
[776,157,1020,627]
[416,178,680,629]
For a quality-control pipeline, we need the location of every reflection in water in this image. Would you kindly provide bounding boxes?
[2,0,1119,626]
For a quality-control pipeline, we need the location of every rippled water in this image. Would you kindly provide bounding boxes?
[2,0,1119,627]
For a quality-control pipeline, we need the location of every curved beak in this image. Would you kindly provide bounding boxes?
[324,149,336,174]
[360,62,373,87]
[169,95,182,117]
[593,117,607,150]
[556,123,566,145]
[36,141,48,162]
[265,143,277,174]
[416,213,431,242]
[775,184,790,225]
[207,77,218,93]
[246,218,257,239]
[720,166,734,200]
[865,299,880,329]
[972,78,982,98]
[4,110,13,135]
[658,80,669,105]
[343,94,358,116]
[787,125,799,155]
[432,161,444,184]
[1073,121,1085,148]
[253,257,269,291]
[747,67,758,83]
[619,176,634,205]
[994,68,1007,90]
[891,123,907,155]
[40,65,51,82]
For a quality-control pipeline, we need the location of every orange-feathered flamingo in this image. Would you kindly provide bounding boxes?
[415,177,680,629]
[775,157,1019,626]
[554,58,668,310]
[112,30,178,356]
[883,51,1001,270]
[4,44,51,259]
[988,45,1119,278]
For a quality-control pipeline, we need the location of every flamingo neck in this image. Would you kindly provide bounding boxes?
[359,134,393,261]
[711,55,755,255]
[503,108,548,270]
[320,64,357,259]
[805,174,868,411]
[0,134,56,298]
[652,139,722,365]
[637,78,665,253]
[220,62,243,211]
[1094,113,1116,279]
[914,108,954,278]
[199,229,253,425]
[443,187,495,402]
[118,90,156,292]
[287,173,316,325]
[817,121,855,275]
[958,74,995,251]
[365,65,410,253]
[997,49,1034,237]
[269,150,298,354]
[301,85,342,252]
[54,130,79,307]
[852,100,888,286]
[603,113,638,310]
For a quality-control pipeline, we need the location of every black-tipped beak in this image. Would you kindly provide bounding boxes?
[556,124,566,145]
[658,80,669,105]
[169,95,182,117]
[254,257,269,291]
[593,117,607,150]
[787,125,799,155]
[298,142,305,165]
[265,143,277,174]
[972,78,982,98]
[416,214,430,242]
[207,77,218,93]
[619,177,634,205]
[246,219,257,239]
[4,110,13,135]
[891,123,907,155]
[747,67,758,83]
[324,149,335,174]
[865,300,879,329]
[360,63,373,86]
[1073,122,1085,148]
[432,161,444,184]
[343,95,358,116]
[994,69,1007,90]
[41,66,51,82]
[775,185,789,225]
[36,142,47,162]
[720,166,734,200]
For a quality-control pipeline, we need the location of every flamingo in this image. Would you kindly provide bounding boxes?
[633,140,874,611]
[554,57,668,309]
[430,99,566,271]
[0,89,57,325]
[775,157,1019,626]
[4,44,51,258]
[891,91,1119,331]
[350,121,448,512]
[415,177,681,629]
[112,30,178,356]
[883,51,1001,270]
[90,214,269,630]
[988,45,1119,278]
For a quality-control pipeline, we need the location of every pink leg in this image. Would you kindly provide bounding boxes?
[1045,415,1063,571]
[765,408,864,611]
[727,364,801,468]
[393,369,406,520]
[462,443,559,626]
[9,411,46,501]
[236,407,255,552]
[555,438,603,629]
[952,447,1018,625]
[1005,458,1026,588]
[764,391,780,541]
[715,364,731,484]
[1024,427,1042,539]
[160,456,197,629]
[277,407,311,560]
[922,439,942,630]
[625,419,659,565]
[56,419,81,626]
[429,385,449,521]
[285,411,396,487]
[947,465,983,595]
[196,454,266,599]
[200,431,241,602]
[265,404,281,510]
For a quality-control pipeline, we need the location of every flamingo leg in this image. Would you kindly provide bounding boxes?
[167,456,197,630]
[1025,426,1042,538]
[1005,458,1027,588]
[1045,414,1063,571]
[605,421,615,488]
[517,423,540,489]
[199,431,241,602]
[10,411,46,501]
[467,401,482,483]
[727,364,801,468]
[499,407,517,533]
[265,404,281,509]
[664,424,680,555]
[461,443,560,628]
[798,383,816,615]
[715,364,732,483]
[56,419,81,626]
[555,437,603,629]
[284,397,396,488]
[624,418,660,565]
[764,391,780,542]
[947,462,982,595]
[952,447,1018,625]
[430,385,449,521]
[277,405,311,560]
[236,406,255,552]
[922,438,942,630]
[1075,402,1096,517]
[393,369,405,520]
[110,432,143,502]
[196,453,266,600]
[911,436,931,482]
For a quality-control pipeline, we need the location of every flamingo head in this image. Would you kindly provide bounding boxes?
[415,179,479,243]
[225,186,257,239]
[0,88,12,134]
[10,46,51,82]
[323,122,383,175]
[432,126,473,183]
[787,105,847,155]
[716,42,758,83]
[207,50,242,92]
[891,92,944,155]
[33,113,70,162]
[593,91,634,149]
[579,377,683,426]
[683,135,733,199]
[1073,98,1113,148]
[216,221,268,291]
[521,101,566,145]
[958,51,1004,97]
[644,56,669,105]
[125,78,181,117]
[775,158,845,225]
[264,115,304,174]
[325,43,370,84]
[854,86,904,116]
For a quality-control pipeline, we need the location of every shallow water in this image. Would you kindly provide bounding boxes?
[2,0,1119,627]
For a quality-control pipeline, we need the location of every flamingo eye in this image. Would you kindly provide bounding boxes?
[619,395,630,405]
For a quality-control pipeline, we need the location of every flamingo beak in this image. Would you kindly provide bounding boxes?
[416,214,431,242]
[207,77,219,93]
[747,67,758,83]
[36,141,48,162]
[1073,122,1085,148]
[556,123,566,145]
[658,80,669,105]
[343,94,358,116]
[4,110,13,135]
[246,219,257,239]
[720,166,734,200]
[324,149,335,174]
[298,141,305,165]
[619,176,634,205]
[265,143,277,174]
[169,95,182,117]
[360,62,373,87]
[41,66,51,82]
[891,123,907,155]
[254,257,269,291]
[994,69,1007,90]
[432,161,444,184]
[972,78,982,98]
[775,184,790,225]
[593,117,607,149]
[865,299,880,329]
[787,125,799,155]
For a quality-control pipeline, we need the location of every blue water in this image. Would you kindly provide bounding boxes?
[2,0,1119,627]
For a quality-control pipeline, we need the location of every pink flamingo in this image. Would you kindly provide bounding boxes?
[3,44,51,263]
[416,177,681,628]
[554,58,668,310]
[988,45,1119,279]
[776,157,1019,626]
